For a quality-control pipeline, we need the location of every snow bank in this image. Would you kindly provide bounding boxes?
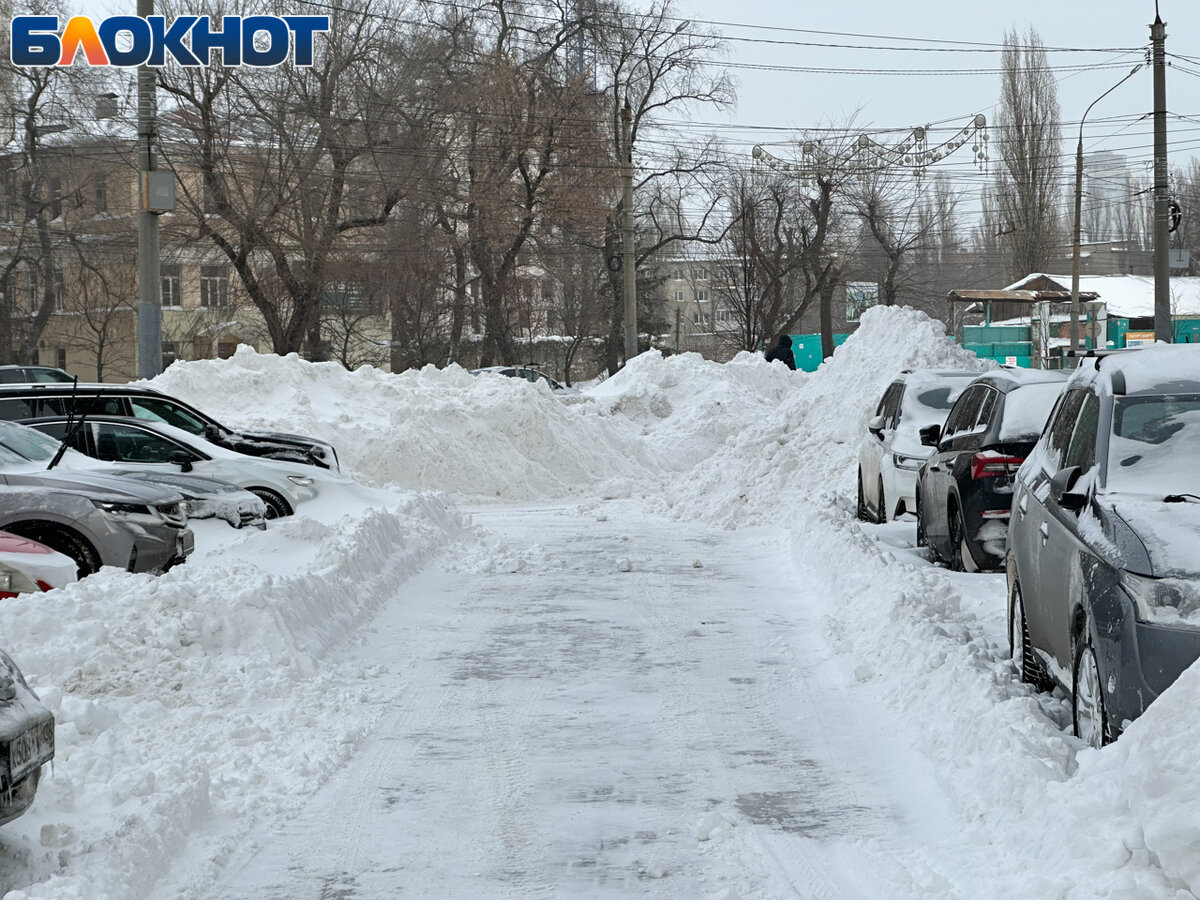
[0,483,461,900]
[149,350,646,500]
[657,306,991,526]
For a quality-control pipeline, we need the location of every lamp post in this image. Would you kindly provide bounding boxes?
[1070,64,1143,351]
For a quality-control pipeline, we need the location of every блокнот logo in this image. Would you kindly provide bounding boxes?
[11,15,330,67]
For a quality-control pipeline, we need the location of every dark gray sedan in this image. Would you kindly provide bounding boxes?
[1007,346,1200,746]
[0,649,53,825]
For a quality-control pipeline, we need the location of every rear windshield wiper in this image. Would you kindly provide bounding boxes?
[1164,494,1200,503]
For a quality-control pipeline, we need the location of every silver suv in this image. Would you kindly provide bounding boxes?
[0,468,192,577]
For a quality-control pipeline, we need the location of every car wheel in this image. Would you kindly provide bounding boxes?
[876,477,887,523]
[856,470,870,522]
[5,522,100,579]
[1009,582,1040,685]
[915,493,926,548]
[249,488,292,520]
[948,506,978,573]
[1072,631,1111,749]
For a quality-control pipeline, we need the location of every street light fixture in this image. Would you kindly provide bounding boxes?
[1070,64,1143,351]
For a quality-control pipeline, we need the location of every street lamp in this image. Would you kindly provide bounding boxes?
[1070,64,1143,351]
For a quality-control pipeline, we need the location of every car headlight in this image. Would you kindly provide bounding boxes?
[892,452,926,471]
[287,475,315,487]
[92,500,154,517]
[1122,572,1200,628]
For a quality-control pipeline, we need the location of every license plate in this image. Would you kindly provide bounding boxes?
[9,718,53,783]
[178,530,195,557]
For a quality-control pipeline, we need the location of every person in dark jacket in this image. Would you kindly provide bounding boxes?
[764,334,796,370]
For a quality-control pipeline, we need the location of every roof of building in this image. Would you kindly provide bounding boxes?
[1003,274,1200,319]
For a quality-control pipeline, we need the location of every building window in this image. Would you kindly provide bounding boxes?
[47,176,62,220]
[694,267,708,281]
[695,289,708,304]
[161,341,178,368]
[199,265,229,307]
[52,270,64,312]
[217,341,237,359]
[672,290,684,303]
[161,264,182,308]
[94,177,107,214]
[55,347,66,370]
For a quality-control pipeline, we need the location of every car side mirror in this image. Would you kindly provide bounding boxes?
[868,414,886,437]
[919,424,941,447]
[169,450,194,473]
[1050,465,1086,513]
[203,424,219,441]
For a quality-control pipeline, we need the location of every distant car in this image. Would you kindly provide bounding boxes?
[0,383,339,471]
[470,366,568,391]
[27,416,321,519]
[857,370,979,523]
[916,368,1069,571]
[0,366,74,384]
[0,649,53,825]
[0,531,78,596]
[0,420,265,529]
[1007,345,1200,746]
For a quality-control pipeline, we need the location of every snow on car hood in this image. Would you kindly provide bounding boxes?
[0,467,184,505]
[1103,493,1200,577]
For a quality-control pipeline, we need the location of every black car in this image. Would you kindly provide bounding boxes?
[0,383,339,472]
[916,369,1068,572]
[1007,345,1200,747]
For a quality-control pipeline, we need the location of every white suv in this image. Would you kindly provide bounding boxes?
[857,369,979,522]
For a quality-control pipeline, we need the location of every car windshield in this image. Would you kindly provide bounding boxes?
[0,421,59,461]
[1108,394,1200,495]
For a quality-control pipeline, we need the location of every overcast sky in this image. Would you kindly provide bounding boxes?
[661,0,1200,175]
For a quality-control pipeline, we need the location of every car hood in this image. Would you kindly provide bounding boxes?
[1101,493,1200,578]
[229,430,337,465]
[0,468,184,505]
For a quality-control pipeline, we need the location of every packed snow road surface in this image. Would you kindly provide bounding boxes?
[202,503,962,900]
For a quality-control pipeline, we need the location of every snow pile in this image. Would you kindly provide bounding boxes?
[659,306,991,526]
[0,483,461,900]
[150,350,646,500]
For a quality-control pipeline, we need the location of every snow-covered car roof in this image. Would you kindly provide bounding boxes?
[1067,344,1200,397]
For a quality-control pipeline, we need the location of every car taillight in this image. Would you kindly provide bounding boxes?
[970,452,1025,480]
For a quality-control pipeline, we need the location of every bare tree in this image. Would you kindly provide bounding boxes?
[158,0,424,359]
[993,27,1064,280]
[591,0,734,372]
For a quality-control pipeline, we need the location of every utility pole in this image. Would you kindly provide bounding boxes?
[1069,65,1143,351]
[136,0,162,378]
[621,100,637,363]
[1152,13,1171,343]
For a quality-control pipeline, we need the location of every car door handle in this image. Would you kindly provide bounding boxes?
[928,464,940,472]
[1039,522,1049,545]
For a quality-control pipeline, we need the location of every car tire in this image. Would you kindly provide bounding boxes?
[1008,582,1047,687]
[248,488,292,520]
[948,506,978,573]
[1072,629,1111,749]
[915,493,926,548]
[876,477,887,523]
[5,522,100,579]
[856,470,870,522]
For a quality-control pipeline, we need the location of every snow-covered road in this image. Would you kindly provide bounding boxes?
[200,503,965,899]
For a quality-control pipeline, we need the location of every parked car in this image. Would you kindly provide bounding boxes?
[1007,345,1200,746]
[916,368,1069,572]
[0,531,78,596]
[471,366,567,391]
[0,383,339,472]
[0,471,192,578]
[26,416,321,519]
[0,420,266,529]
[857,369,979,523]
[0,366,74,384]
[0,649,54,825]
